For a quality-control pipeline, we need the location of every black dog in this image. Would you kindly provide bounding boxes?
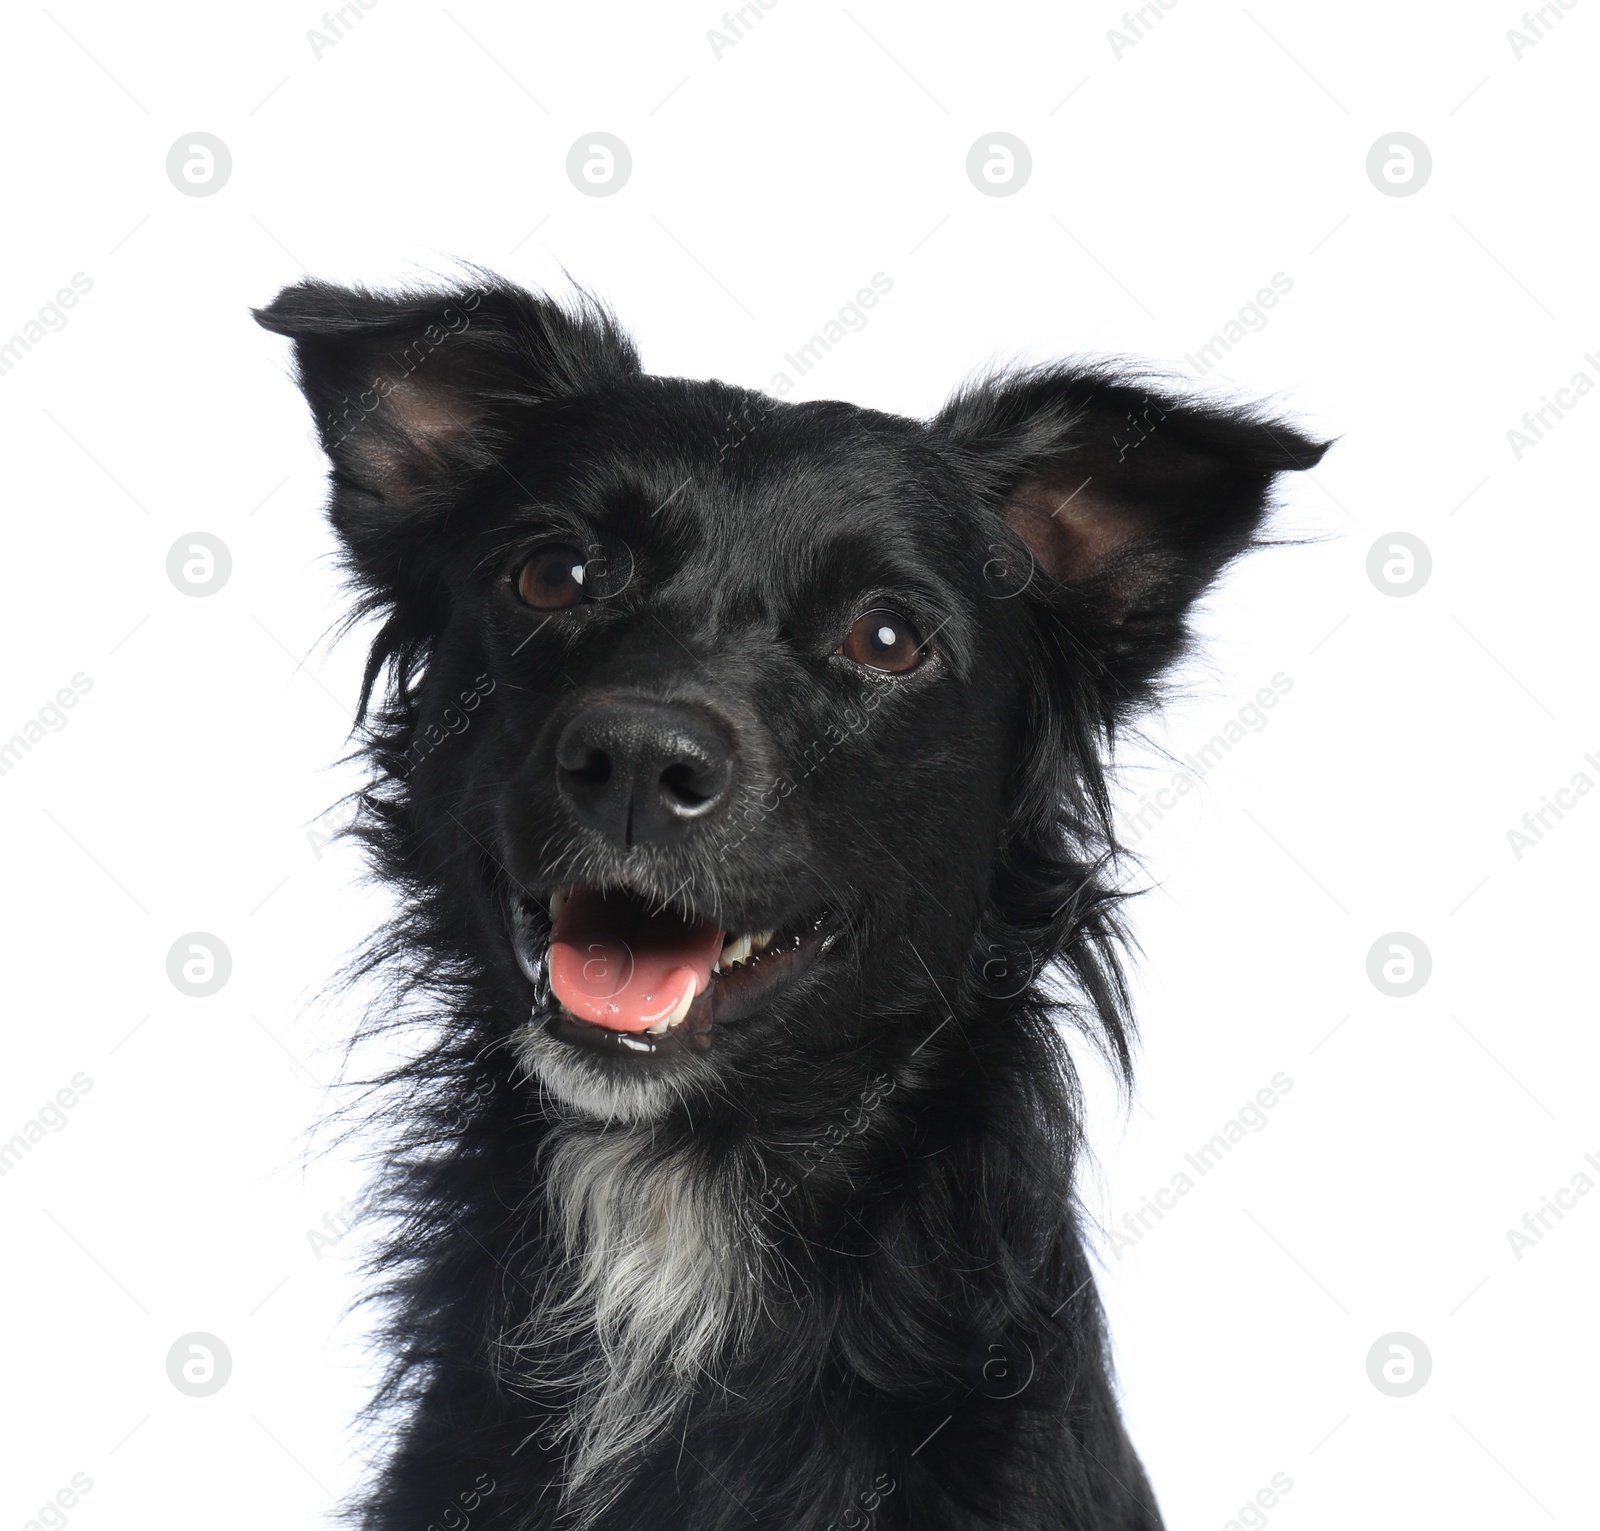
[255,275,1325,1531]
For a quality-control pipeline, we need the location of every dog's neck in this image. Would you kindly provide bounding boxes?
[500,988,1075,1522]
[501,1119,766,1524]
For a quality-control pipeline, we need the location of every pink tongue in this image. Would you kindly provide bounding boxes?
[548,886,724,1033]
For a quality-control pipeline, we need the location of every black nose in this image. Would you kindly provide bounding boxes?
[555,701,735,848]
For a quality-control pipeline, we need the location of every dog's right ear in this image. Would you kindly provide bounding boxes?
[253,277,639,565]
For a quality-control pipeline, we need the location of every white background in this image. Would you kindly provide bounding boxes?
[2,3,1595,1527]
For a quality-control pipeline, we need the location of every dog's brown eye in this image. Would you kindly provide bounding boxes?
[516,545,587,610]
[840,610,926,674]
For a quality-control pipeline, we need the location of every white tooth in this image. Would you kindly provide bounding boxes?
[548,886,568,920]
[647,983,695,1034]
[751,929,775,952]
[720,934,752,968]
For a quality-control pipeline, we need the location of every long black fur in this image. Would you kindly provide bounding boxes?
[255,273,1327,1531]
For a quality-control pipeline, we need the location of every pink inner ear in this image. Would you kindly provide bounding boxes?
[387,379,476,446]
[353,378,480,503]
[1004,475,1140,585]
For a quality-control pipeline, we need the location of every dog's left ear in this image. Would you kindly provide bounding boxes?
[937,368,1328,690]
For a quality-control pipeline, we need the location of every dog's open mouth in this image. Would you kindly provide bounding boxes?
[510,884,834,1056]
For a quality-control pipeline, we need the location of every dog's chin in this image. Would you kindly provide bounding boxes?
[512,1025,693,1123]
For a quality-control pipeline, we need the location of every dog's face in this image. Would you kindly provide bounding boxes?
[257,279,1324,1122]
[436,386,1028,1123]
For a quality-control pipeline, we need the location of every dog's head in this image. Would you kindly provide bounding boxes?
[257,276,1325,1123]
